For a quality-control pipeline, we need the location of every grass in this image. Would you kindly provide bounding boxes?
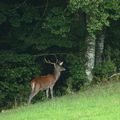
[0,81,120,120]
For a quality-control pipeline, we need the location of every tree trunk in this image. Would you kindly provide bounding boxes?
[95,30,105,66]
[85,35,96,83]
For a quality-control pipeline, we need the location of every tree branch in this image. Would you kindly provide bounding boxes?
[33,52,73,57]
[8,0,27,12]
[109,73,120,78]
[42,0,49,18]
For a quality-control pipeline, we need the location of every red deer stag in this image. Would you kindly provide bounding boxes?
[28,58,65,104]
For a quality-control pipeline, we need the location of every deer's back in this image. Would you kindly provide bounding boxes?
[31,74,56,90]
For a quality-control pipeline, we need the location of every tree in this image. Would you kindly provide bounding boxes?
[95,30,105,66]
[95,0,120,66]
[69,0,120,83]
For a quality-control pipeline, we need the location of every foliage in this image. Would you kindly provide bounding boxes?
[93,60,116,82]
[69,0,120,36]
[38,7,73,49]
[21,6,41,23]
[105,21,120,70]
[66,54,87,91]
[43,7,71,36]
[0,52,41,109]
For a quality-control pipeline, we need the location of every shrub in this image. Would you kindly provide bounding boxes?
[66,54,87,92]
[93,60,116,82]
[0,53,41,110]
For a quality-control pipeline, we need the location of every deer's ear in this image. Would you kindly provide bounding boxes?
[59,61,63,65]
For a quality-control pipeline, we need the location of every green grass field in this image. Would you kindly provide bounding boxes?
[0,81,120,120]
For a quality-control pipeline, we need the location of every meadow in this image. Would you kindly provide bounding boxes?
[0,81,120,120]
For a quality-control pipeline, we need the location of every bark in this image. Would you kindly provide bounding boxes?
[95,31,105,66]
[85,35,96,82]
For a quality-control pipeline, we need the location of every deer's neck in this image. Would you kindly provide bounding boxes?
[54,69,61,81]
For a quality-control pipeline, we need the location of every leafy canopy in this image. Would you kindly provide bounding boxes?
[69,0,120,36]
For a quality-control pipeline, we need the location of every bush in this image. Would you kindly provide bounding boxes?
[66,54,87,92]
[0,53,41,110]
[93,60,116,82]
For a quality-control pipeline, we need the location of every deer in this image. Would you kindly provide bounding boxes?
[28,58,65,104]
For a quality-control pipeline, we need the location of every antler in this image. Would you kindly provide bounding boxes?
[44,58,55,65]
[54,55,58,63]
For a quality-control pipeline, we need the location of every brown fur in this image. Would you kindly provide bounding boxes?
[31,74,56,91]
[28,61,65,104]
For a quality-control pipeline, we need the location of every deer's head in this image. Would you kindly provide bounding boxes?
[44,58,66,72]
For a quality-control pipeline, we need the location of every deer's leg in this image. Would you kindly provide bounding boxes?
[28,90,35,105]
[46,89,49,98]
[28,84,40,105]
[50,86,54,99]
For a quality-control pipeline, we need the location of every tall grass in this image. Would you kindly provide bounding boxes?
[0,81,120,120]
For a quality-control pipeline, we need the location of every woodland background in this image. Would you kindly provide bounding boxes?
[0,0,120,110]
